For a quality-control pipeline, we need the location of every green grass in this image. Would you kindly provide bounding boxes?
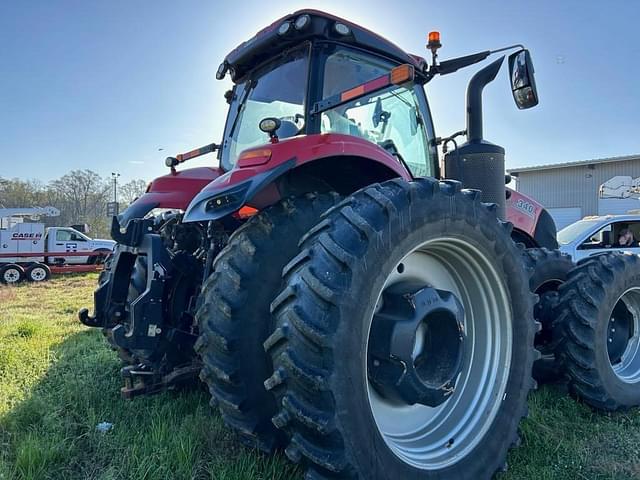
[1,275,639,480]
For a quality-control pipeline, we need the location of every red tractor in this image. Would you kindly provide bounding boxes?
[80,10,572,479]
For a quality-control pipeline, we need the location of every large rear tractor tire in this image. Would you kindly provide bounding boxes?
[523,248,574,383]
[266,179,537,479]
[554,252,640,410]
[195,192,341,452]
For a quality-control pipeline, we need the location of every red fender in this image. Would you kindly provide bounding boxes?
[506,188,543,238]
[134,167,224,211]
[183,134,410,222]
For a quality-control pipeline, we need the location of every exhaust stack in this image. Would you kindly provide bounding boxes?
[444,56,507,218]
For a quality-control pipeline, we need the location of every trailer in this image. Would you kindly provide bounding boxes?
[0,207,116,284]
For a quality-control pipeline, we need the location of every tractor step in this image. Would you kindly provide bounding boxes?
[120,363,201,399]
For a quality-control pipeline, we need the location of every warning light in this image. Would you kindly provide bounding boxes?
[427,31,442,52]
[426,31,442,68]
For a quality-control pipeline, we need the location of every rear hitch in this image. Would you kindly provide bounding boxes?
[79,245,136,329]
[111,216,155,247]
[78,307,100,327]
[121,363,201,399]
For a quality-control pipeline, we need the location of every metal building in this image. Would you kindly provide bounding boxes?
[509,154,640,230]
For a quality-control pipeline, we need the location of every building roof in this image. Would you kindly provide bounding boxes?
[508,154,640,175]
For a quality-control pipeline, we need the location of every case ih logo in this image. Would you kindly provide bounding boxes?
[11,232,43,240]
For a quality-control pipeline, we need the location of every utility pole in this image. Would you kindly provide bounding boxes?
[111,172,120,203]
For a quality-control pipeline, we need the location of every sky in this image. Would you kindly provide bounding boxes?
[1,0,639,184]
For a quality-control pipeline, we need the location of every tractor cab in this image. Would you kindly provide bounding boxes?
[158,9,540,230]
[217,10,438,179]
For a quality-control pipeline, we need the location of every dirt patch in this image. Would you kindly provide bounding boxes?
[0,288,17,303]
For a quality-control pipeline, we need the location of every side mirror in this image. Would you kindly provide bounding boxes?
[508,49,539,110]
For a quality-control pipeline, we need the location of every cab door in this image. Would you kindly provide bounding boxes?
[52,228,90,264]
[316,45,438,179]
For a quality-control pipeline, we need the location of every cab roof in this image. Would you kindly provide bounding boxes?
[222,9,427,83]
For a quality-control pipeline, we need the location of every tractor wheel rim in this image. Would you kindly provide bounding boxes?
[4,269,20,283]
[31,268,47,281]
[365,237,513,470]
[609,288,640,383]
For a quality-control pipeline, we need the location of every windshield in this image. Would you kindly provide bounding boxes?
[221,46,309,170]
[557,219,600,245]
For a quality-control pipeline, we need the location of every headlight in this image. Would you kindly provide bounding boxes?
[278,21,292,36]
[334,22,351,36]
[294,14,310,30]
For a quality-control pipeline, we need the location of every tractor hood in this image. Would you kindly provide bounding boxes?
[111,166,224,242]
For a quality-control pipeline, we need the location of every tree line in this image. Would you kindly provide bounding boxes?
[0,170,147,238]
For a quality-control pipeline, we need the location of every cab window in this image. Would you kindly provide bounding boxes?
[221,46,310,170]
[578,221,640,249]
[320,84,432,178]
[56,230,86,242]
[322,49,394,99]
[56,230,72,242]
[578,223,613,250]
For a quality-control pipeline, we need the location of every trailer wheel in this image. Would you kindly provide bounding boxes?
[266,179,536,479]
[25,263,51,282]
[554,252,640,410]
[522,248,574,383]
[196,192,341,452]
[0,264,25,285]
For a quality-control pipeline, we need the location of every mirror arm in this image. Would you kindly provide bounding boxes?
[433,51,491,75]
[490,44,526,54]
[432,44,525,76]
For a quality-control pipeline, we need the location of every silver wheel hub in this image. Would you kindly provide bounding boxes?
[4,268,20,283]
[368,285,465,408]
[609,288,640,383]
[365,237,513,470]
[31,268,47,281]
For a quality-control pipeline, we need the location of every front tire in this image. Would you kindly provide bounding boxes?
[523,248,574,383]
[195,193,340,452]
[266,179,536,479]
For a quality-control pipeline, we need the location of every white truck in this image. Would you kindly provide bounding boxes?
[557,176,640,261]
[557,213,640,261]
[0,207,116,284]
